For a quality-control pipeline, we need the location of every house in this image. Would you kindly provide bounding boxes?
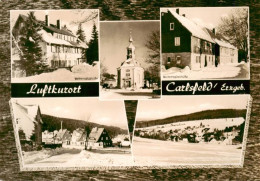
[12,13,88,77]
[161,9,238,70]
[161,9,215,70]
[117,34,144,89]
[68,128,86,149]
[86,127,112,149]
[55,129,71,145]
[205,28,238,65]
[12,101,43,147]
[42,130,55,144]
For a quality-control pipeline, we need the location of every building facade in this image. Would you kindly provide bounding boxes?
[161,9,238,70]
[117,35,144,89]
[12,13,88,77]
[86,127,112,149]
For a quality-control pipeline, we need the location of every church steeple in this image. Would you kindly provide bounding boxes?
[126,31,135,59]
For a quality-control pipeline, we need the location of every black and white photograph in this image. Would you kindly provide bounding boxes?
[161,7,249,80]
[100,21,161,100]
[10,98,133,170]
[132,95,250,167]
[11,10,99,82]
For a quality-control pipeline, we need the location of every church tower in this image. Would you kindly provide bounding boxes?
[126,34,135,59]
[117,32,144,89]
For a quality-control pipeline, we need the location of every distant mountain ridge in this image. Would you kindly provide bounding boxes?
[136,109,247,128]
[41,114,128,138]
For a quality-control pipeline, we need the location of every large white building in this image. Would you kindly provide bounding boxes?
[117,35,144,89]
[12,13,88,77]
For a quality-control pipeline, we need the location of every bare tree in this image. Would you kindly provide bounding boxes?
[217,8,249,62]
[145,30,160,87]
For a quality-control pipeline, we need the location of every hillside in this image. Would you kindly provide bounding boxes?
[136,109,247,128]
[41,114,128,138]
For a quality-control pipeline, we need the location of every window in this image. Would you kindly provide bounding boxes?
[176,56,181,64]
[126,73,130,76]
[170,23,174,30]
[175,37,180,46]
[167,57,171,64]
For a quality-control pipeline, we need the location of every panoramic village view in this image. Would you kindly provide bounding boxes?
[11,98,133,169]
[132,95,249,166]
[161,7,249,80]
[100,21,161,100]
[11,10,99,82]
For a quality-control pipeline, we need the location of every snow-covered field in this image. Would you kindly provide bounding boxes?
[23,147,134,168]
[12,63,99,82]
[100,88,159,100]
[132,137,242,166]
[136,117,244,134]
[162,62,249,80]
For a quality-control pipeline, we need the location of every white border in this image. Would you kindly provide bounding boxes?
[10,9,100,83]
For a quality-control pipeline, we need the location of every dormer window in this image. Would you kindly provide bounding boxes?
[170,23,174,30]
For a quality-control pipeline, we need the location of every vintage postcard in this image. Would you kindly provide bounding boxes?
[10,98,133,171]
[11,9,100,83]
[161,7,250,80]
[132,95,251,168]
[99,20,161,100]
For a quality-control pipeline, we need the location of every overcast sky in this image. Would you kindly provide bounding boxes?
[10,9,99,42]
[161,7,248,30]
[136,95,250,121]
[100,21,159,75]
[13,98,128,129]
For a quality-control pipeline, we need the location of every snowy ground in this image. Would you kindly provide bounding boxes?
[23,147,134,168]
[100,88,160,100]
[136,117,245,134]
[162,62,249,80]
[12,63,99,82]
[132,137,243,166]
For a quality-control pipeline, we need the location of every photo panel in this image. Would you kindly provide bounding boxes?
[161,7,250,81]
[99,20,161,100]
[11,9,100,83]
[10,98,133,171]
[132,95,251,168]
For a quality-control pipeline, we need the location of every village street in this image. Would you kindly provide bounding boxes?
[24,148,134,168]
[132,137,242,166]
[162,62,249,80]
[100,88,160,100]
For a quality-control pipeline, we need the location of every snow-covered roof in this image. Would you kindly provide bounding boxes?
[168,9,214,43]
[88,127,105,142]
[12,101,41,140]
[38,30,88,48]
[120,58,142,67]
[204,28,237,49]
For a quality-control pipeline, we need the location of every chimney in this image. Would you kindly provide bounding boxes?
[212,28,215,34]
[176,8,179,14]
[57,19,61,29]
[45,15,49,26]
[182,14,185,17]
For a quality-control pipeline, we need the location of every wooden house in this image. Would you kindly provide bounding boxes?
[86,127,112,149]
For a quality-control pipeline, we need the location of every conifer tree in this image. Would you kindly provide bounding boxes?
[76,23,86,42]
[86,23,99,65]
[18,12,48,76]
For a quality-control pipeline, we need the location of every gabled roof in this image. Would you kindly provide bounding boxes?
[205,28,237,49]
[72,128,86,142]
[167,9,214,43]
[12,101,41,140]
[88,127,105,142]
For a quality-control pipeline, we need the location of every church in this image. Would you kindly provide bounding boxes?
[117,35,144,89]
